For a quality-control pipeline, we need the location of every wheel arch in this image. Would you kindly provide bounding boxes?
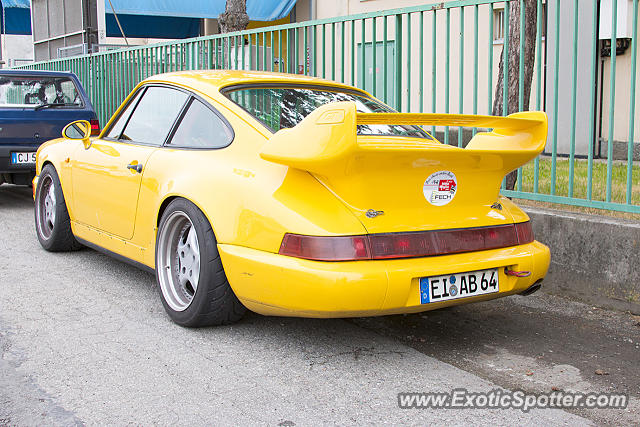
[40,159,55,171]
[156,194,219,238]
[156,195,178,228]
[38,160,73,216]
[36,139,76,217]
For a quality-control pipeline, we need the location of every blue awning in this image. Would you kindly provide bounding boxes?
[0,0,296,39]
[0,0,32,35]
[106,14,202,39]
[105,0,297,21]
[106,0,297,39]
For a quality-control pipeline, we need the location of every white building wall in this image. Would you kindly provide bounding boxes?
[1,34,34,67]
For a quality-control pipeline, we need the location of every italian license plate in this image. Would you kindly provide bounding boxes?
[419,268,499,304]
[11,152,36,165]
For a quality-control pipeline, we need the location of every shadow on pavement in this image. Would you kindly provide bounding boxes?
[0,185,33,209]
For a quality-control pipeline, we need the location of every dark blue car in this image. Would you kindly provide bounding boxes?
[0,70,98,186]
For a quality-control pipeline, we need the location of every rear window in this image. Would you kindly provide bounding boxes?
[0,75,82,107]
[224,85,432,140]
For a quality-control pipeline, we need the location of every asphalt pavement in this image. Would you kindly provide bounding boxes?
[1,184,638,425]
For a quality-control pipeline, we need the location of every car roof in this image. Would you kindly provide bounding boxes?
[141,70,369,101]
[0,69,78,78]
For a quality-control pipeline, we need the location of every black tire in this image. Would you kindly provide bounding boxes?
[155,198,246,327]
[34,164,82,252]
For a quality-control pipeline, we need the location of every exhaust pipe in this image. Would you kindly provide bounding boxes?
[519,279,543,296]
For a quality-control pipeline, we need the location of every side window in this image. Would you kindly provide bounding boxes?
[1,76,80,106]
[106,89,144,139]
[120,86,188,145]
[60,80,81,104]
[168,99,233,149]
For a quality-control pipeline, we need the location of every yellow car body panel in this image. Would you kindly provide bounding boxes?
[34,70,550,318]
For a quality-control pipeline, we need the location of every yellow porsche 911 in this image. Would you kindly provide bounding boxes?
[33,70,550,327]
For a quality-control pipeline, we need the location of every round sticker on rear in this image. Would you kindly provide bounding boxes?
[423,171,458,206]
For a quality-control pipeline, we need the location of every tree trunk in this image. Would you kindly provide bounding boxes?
[493,0,538,190]
[218,0,250,33]
[218,0,249,68]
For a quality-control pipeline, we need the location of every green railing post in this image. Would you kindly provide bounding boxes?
[331,23,335,80]
[264,32,268,71]
[458,6,464,147]
[361,19,366,90]
[533,0,542,194]
[432,9,436,136]
[626,0,638,204]
[444,8,450,144]
[322,24,326,78]
[568,0,579,198]
[271,32,275,72]
[352,20,357,86]
[419,11,424,113]
[516,0,525,191]
[372,17,377,97]
[607,0,618,203]
[207,39,213,70]
[550,0,560,195]
[311,25,316,76]
[395,14,402,111]
[472,4,478,123]
[587,0,597,201]
[341,21,345,81]
[406,13,411,112]
[278,31,283,72]
[383,16,388,103]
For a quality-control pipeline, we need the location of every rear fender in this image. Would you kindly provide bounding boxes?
[35,138,82,220]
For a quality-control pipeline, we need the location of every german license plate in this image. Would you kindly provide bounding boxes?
[11,152,36,165]
[419,268,499,304]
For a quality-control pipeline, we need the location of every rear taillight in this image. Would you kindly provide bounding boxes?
[514,221,534,244]
[90,119,100,136]
[279,222,534,261]
[279,234,370,261]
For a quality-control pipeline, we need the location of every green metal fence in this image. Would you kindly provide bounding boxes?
[16,0,640,214]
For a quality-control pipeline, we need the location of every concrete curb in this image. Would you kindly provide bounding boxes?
[525,206,640,315]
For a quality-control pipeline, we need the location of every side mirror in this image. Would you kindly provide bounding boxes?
[62,120,91,149]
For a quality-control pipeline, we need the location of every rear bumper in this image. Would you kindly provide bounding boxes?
[218,241,551,318]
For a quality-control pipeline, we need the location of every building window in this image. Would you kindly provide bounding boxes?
[494,9,505,42]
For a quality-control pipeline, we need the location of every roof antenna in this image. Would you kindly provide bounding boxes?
[107,0,129,46]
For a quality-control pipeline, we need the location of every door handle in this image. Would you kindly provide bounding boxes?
[127,163,143,173]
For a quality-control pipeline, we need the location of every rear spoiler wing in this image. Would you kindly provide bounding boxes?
[260,101,548,178]
[356,112,544,131]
